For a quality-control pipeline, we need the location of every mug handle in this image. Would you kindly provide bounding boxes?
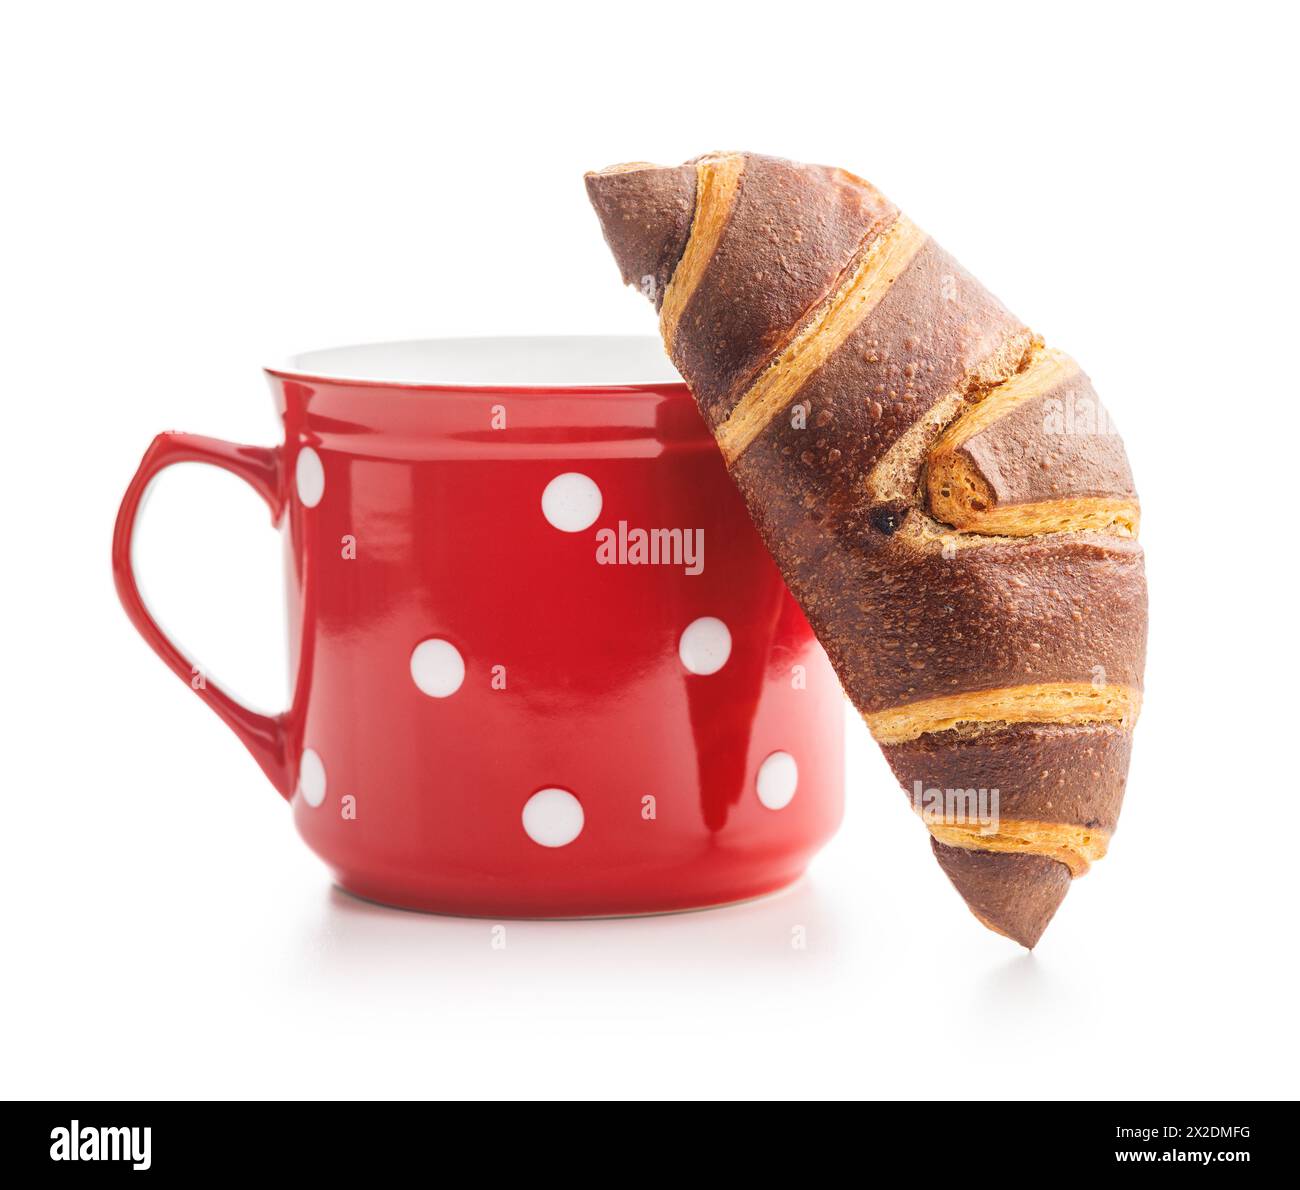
[112,432,294,799]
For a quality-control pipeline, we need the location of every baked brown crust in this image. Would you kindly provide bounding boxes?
[586,151,1148,946]
[883,722,1132,834]
[723,520,1148,715]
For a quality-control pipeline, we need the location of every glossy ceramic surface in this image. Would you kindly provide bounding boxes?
[113,337,845,916]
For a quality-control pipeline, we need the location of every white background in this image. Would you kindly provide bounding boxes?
[2,0,1297,1100]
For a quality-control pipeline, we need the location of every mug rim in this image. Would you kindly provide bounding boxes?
[266,334,687,392]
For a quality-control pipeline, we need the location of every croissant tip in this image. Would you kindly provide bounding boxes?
[584,160,702,303]
[929,838,1071,948]
[976,911,1047,950]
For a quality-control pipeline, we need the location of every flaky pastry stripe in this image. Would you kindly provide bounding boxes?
[929,491,1141,537]
[865,682,1141,744]
[714,214,929,466]
[658,153,745,350]
[924,818,1109,878]
[929,347,1078,454]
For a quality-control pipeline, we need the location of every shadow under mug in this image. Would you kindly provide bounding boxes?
[112,336,846,916]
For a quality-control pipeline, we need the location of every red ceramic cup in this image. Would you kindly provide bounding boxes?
[113,337,845,916]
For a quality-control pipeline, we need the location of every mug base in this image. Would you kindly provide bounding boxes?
[329,861,811,920]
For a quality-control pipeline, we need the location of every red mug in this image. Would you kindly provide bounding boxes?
[113,337,845,916]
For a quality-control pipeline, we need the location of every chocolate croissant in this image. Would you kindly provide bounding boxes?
[586,152,1147,947]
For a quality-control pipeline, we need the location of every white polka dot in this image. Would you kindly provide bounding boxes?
[756,751,798,810]
[410,638,465,698]
[297,747,326,808]
[541,472,602,532]
[296,446,324,508]
[522,788,584,847]
[678,616,732,675]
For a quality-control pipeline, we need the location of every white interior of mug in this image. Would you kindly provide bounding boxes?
[271,335,684,388]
